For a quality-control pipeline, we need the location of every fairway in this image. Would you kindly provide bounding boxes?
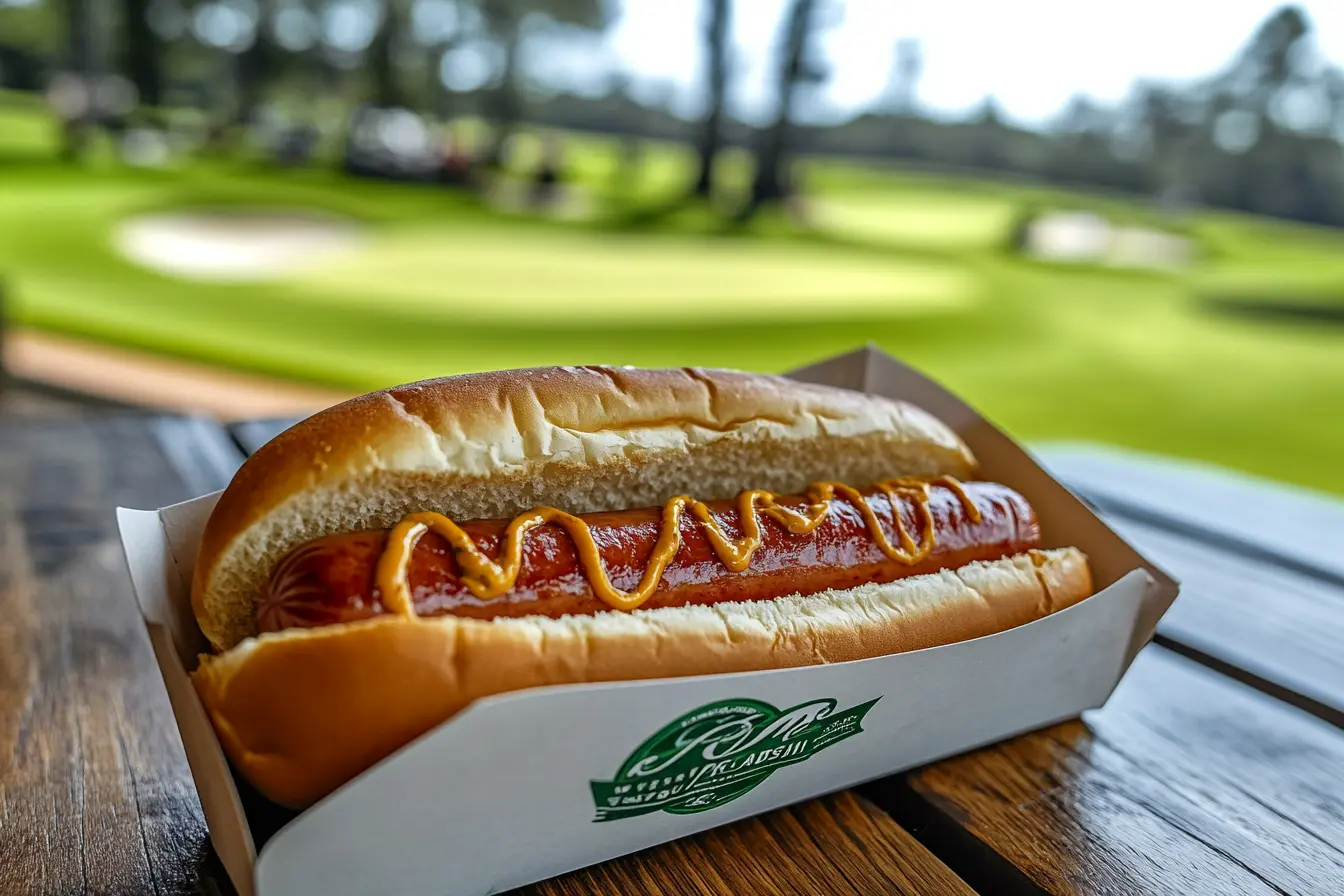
[295,225,977,324]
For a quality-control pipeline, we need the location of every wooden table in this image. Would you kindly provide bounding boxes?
[4,397,1344,895]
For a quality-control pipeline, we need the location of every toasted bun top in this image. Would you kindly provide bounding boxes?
[192,365,977,649]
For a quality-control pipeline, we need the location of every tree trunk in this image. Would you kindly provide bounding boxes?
[484,13,522,169]
[60,0,95,160]
[692,0,730,198]
[120,0,162,113]
[744,0,816,218]
[234,0,276,126]
[369,0,407,108]
[426,45,447,119]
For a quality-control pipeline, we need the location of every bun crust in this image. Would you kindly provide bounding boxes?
[193,548,1092,809]
[192,366,977,649]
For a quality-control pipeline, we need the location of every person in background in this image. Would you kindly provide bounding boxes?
[46,73,92,160]
[1008,203,1042,254]
[438,131,475,190]
[530,135,565,209]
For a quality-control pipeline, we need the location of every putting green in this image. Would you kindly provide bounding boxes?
[810,191,1016,251]
[292,225,977,324]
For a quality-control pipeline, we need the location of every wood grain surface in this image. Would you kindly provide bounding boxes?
[227,418,297,457]
[1115,516,1344,722]
[1040,445,1344,581]
[521,792,973,896]
[892,646,1344,896]
[0,416,237,895]
[0,380,134,419]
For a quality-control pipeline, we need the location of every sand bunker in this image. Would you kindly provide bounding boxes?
[1024,211,1193,270]
[114,210,366,281]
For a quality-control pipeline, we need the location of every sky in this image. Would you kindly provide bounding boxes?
[592,0,1344,127]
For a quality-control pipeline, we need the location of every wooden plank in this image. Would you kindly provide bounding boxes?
[520,792,974,896]
[150,416,246,496]
[1109,516,1344,723]
[1039,444,1344,721]
[229,417,303,457]
[0,416,240,895]
[1038,443,1344,581]
[0,380,138,419]
[883,646,1344,896]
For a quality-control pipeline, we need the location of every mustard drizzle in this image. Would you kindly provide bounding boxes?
[375,477,982,616]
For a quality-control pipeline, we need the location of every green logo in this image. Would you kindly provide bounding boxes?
[591,696,880,822]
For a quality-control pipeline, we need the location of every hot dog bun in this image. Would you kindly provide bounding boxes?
[193,366,977,650]
[195,547,1090,809]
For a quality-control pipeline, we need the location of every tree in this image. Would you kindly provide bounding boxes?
[119,0,163,113]
[369,0,410,108]
[234,0,279,126]
[478,0,610,166]
[966,97,1010,170]
[414,0,468,118]
[62,0,94,76]
[1325,67,1344,140]
[1056,94,1109,134]
[0,2,60,91]
[480,0,521,164]
[1237,5,1310,113]
[742,0,825,218]
[1213,5,1311,129]
[604,71,646,192]
[58,0,96,160]
[691,0,730,198]
[882,37,921,115]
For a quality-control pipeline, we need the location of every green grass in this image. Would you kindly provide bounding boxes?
[808,190,1016,251]
[3,99,1344,496]
[1192,213,1344,300]
[295,223,976,324]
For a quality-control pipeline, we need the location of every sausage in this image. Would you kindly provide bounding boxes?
[256,481,1039,633]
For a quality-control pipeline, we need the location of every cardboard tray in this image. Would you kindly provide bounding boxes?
[117,347,1179,896]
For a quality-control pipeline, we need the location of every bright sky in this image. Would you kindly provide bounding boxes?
[599,0,1344,126]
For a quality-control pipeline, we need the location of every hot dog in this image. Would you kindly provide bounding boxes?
[257,481,1039,630]
[189,366,1093,808]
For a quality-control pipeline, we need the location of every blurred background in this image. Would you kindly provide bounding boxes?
[1,0,1342,494]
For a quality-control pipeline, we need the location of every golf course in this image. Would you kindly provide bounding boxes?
[3,96,1343,495]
